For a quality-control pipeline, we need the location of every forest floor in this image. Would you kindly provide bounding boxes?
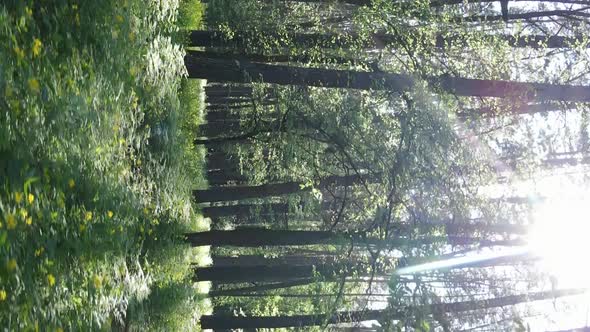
[0,0,210,330]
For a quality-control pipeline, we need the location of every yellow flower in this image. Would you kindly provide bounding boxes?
[47,274,56,286]
[107,211,113,218]
[13,46,25,60]
[6,214,16,230]
[68,178,75,189]
[31,38,42,57]
[0,290,6,301]
[115,14,124,23]
[84,211,92,221]
[79,224,86,232]
[35,247,44,257]
[93,275,102,289]
[27,193,35,204]
[7,259,17,272]
[20,209,28,218]
[28,79,40,94]
[14,192,23,204]
[26,217,32,225]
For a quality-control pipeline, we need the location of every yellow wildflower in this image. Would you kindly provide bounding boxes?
[68,178,75,189]
[26,217,32,225]
[28,79,40,94]
[20,209,28,219]
[47,274,56,286]
[28,193,35,204]
[107,211,113,218]
[0,290,6,301]
[79,224,86,232]
[35,247,44,257]
[93,275,102,289]
[7,259,17,272]
[6,214,16,230]
[115,14,124,23]
[31,38,42,57]
[84,211,92,221]
[15,192,23,204]
[13,46,25,60]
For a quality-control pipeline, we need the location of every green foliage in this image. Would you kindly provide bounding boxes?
[0,0,208,329]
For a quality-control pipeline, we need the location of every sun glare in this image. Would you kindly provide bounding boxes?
[528,186,590,289]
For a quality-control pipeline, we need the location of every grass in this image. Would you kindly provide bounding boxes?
[0,0,209,330]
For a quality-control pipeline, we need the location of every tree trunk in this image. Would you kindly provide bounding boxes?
[200,310,383,330]
[209,278,316,297]
[185,229,344,247]
[193,173,367,202]
[185,52,590,102]
[184,228,510,248]
[206,169,248,186]
[201,203,289,218]
[189,30,590,50]
[260,0,590,8]
[452,9,590,24]
[200,288,586,329]
[211,254,337,267]
[205,110,240,122]
[195,263,354,283]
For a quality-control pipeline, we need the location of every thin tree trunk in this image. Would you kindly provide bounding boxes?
[261,0,590,7]
[185,52,590,102]
[453,9,590,24]
[206,169,248,186]
[201,203,289,218]
[209,278,316,297]
[193,173,367,202]
[189,30,590,50]
[195,264,356,282]
[185,229,344,247]
[200,288,586,329]
[185,228,519,248]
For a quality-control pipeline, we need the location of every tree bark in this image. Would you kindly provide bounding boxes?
[201,203,289,218]
[184,228,515,248]
[185,229,344,247]
[189,30,590,50]
[193,173,367,202]
[195,263,354,283]
[185,52,590,102]
[200,288,586,329]
[209,278,316,297]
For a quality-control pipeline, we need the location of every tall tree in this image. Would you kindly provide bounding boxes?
[200,288,586,329]
[185,52,590,102]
